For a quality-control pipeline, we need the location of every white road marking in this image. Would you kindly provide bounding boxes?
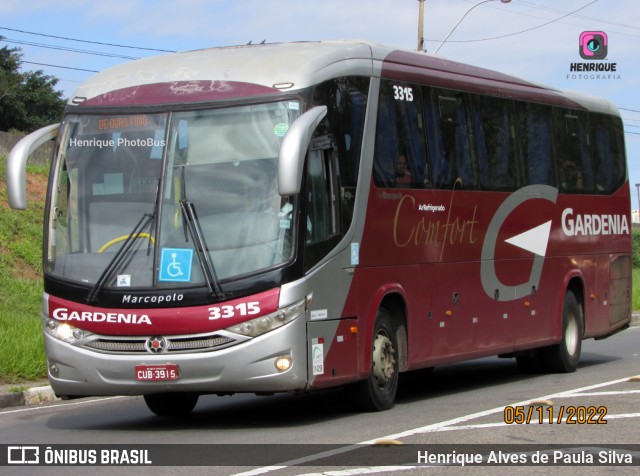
[0,396,127,415]
[231,375,638,476]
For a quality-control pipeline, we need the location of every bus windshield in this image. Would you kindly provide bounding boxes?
[46,100,301,292]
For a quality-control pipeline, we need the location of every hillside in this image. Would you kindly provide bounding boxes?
[0,160,49,382]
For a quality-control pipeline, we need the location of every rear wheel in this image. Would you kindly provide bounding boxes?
[143,392,199,416]
[542,290,583,373]
[348,308,399,411]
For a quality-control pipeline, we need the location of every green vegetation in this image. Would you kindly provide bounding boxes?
[633,228,640,269]
[634,229,640,312]
[0,159,48,382]
[8,385,29,393]
[0,42,66,132]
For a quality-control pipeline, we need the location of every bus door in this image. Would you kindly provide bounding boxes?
[304,137,359,389]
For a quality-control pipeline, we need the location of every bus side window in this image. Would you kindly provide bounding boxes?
[304,139,342,272]
[592,114,625,194]
[312,77,369,234]
[554,110,594,192]
[373,81,428,188]
[426,90,476,189]
[515,103,555,186]
[472,96,520,191]
[373,91,398,187]
[306,139,339,245]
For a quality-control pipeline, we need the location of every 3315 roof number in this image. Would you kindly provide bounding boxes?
[393,85,414,102]
[208,302,261,320]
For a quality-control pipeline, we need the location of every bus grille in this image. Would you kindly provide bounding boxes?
[81,333,236,354]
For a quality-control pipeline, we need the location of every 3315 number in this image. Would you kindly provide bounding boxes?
[393,85,414,102]
[208,302,260,320]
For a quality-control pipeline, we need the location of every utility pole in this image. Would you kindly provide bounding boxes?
[417,0,425,52]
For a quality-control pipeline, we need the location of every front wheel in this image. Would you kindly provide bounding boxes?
[347,308,400,411]
[143,392,199,416]
[542,290,583,373]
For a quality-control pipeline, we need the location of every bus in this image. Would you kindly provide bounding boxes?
[6,40,632,415]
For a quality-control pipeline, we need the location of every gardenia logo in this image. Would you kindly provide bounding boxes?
[52,308,153,325]
[567,31,621,81]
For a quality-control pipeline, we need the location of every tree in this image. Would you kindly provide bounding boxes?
[0,39,66,132]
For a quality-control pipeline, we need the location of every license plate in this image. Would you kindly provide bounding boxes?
[135,364,180,381]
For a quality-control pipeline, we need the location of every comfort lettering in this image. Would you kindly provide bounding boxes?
[393,194,478,259]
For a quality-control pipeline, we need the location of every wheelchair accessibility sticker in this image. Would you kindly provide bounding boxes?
[159,248,194,282]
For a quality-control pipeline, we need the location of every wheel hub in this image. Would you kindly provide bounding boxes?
[372,333,396,387]
[565,313,579,356]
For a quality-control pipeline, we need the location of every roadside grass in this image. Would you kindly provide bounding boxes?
[0,159,48,382]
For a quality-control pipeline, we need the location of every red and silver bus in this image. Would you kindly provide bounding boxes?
[6,40,631,415]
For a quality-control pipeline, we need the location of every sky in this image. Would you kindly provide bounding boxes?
[1,0,639,211]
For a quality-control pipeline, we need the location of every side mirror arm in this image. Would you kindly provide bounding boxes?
[7,124,59,209]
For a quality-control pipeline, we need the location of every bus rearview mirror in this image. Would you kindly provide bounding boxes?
[278,106,327,196]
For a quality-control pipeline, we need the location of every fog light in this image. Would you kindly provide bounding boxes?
[275,355,292,372]
[50,363,59,377]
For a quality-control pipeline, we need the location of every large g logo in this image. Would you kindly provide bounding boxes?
[480,185,558,301]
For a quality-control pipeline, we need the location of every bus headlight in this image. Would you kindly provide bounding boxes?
[226,299,305,338]
[45,319,91,343]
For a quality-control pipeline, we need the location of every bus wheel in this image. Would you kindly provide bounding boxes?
[348,308,399,411]
[143,392,199,416]
[542,290,583,373]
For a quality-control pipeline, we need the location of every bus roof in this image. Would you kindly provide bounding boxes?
[69,39,619,117]
[70,40,379,107]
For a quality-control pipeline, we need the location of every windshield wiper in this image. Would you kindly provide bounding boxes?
[178,198,225,300]
[87,179,161,303]
[87,212,154,303]
[177,165,225,300]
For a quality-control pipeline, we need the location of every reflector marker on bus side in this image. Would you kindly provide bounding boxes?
[504,221,552,257]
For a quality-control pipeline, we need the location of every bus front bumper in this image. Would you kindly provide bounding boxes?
[43,316,309,398]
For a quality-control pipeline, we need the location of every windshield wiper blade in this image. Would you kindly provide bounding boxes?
[87,212,154,303]
[179,199,226,299]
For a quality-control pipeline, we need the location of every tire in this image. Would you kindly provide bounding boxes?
[347,308,400,411]
[541,290,583,373]
[143,392,199,416]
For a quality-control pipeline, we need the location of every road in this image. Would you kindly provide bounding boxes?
[1,326,638,475]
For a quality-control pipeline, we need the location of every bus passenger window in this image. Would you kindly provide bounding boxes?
[373,81,428,188]
[472,96,520,191]
[515,103,555,186]
[592,114,625,193]
[554,110,594,192]
[424,90,476,189]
